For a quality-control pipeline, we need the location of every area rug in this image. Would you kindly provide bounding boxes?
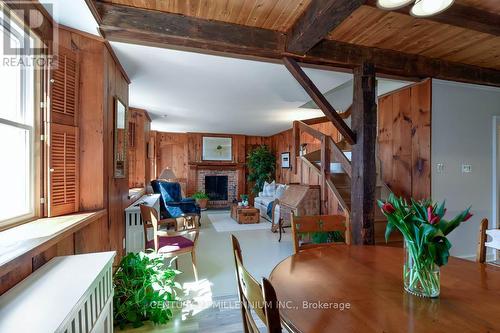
[207,212,271,232]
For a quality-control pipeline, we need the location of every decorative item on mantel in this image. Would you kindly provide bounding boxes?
[379,194,473,298]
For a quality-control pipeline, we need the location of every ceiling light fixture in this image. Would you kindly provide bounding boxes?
[377,0,413,10]
[377,0,455,17]
[410,0,455,17]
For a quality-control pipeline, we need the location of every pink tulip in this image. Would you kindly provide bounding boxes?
[427,206,440,225]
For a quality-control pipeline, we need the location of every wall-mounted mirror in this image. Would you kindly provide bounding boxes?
[114,97,128,178]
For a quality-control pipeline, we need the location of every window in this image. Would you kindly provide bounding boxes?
[0,8,36,225]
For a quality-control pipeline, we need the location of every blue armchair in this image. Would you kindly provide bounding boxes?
[151,180,201,220]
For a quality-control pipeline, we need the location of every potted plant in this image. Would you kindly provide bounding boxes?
[247,145,276,195]
[240,194,249,207]
[379,194,472,298]
[113,252,181,329]
[192,191,209,210]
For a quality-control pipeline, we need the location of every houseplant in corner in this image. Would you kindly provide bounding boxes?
[192,191,209,210]
[247,145,275,195]
[114,251,182,329]
[379,194,472,298]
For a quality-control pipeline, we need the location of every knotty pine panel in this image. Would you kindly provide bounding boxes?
[100,0,311,32]
[328,5,500,70]
[378,80,431,200]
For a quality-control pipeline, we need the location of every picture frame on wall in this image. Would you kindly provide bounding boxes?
[202,136,233,161]
[281,152,291,169]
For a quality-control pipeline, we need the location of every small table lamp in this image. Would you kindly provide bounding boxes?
[158,168,177,181]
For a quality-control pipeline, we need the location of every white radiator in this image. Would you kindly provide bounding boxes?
[124,194,160,253]
[0,252,116,333]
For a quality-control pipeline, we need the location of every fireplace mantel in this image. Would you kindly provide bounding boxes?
[188,162,245,170]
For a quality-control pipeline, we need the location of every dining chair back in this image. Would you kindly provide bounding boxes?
[231,235,281,333]
[477,218,500,266]
[291,214,348,254]
[140,205,199,280]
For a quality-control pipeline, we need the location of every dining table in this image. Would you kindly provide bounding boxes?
[269,245,500,333]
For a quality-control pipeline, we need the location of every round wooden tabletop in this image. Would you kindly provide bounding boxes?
[269,245,500,333]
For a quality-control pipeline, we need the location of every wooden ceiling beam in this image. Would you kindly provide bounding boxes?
[96,2,285,59]
[283,57,356,145]
[305,40,500,87]
[96,2,500,87]
[286,0,366,54]
[365,1,500,36]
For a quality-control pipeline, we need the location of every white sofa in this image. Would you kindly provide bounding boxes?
[254,182,288,225]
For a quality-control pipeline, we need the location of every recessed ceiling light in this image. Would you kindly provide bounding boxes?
[410,0,455,17]
[377,0,413,10]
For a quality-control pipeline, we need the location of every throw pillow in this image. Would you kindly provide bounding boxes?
[262,181,276,197]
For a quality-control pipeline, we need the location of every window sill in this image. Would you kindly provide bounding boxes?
[0,210,106,276]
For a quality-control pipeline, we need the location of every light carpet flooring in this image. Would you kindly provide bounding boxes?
[120,210,293,332]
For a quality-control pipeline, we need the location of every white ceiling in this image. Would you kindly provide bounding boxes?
[40,0,100,36]
[111,42,355,136]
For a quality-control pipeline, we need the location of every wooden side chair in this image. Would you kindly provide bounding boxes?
[477,218,500,267]
[231,235,282,333]
[291,214,349,254]
[140,205,199,280]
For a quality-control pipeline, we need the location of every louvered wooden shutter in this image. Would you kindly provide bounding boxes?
[48,123,79,217]
[47,45,80,217]
[50,46,79,126]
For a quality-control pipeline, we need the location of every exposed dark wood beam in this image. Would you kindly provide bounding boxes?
[302,106,351,125]
[96,2,500,87]
[366,1,500,37]
[350,63,377,245]
[84,0,103,25]
[306,40,500,87]
[286,0,365,54]
[96,2,284,59]
[283,57,356,145]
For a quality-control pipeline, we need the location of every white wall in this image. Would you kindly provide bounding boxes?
[432,80,500,258]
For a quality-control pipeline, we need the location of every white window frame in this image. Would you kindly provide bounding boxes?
[0,7,36,227]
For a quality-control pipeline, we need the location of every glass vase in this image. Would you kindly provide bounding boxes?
[403,240,440,298]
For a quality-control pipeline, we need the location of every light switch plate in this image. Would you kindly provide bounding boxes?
[462,164,472,173]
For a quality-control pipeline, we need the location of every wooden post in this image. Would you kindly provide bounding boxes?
[351,63,377,245]
[320,137,330,214]
[292,121,300,174]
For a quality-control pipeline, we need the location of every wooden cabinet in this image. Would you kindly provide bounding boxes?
[280,184,320,227]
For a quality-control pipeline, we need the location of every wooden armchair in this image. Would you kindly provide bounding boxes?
[140,205,199,280]
[291,214,349,254]
[231,235,282,333]
[477,218,500,267]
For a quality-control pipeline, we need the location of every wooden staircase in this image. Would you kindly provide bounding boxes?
[293,120,402,245]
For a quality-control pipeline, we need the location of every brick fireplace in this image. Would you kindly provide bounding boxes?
[197,169,238,208]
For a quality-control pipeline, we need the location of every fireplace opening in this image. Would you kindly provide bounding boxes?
[205,176,228,201]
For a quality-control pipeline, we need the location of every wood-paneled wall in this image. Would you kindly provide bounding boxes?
[128,108,151,189]
[152,122,342,198]
[378,80,431,200]
[271,122,341,184]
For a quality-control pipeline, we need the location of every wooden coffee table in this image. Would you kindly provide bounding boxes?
[230,204,260,224]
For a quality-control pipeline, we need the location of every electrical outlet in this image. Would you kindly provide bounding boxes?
[462,164,472,173]
[437,163,445,173]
